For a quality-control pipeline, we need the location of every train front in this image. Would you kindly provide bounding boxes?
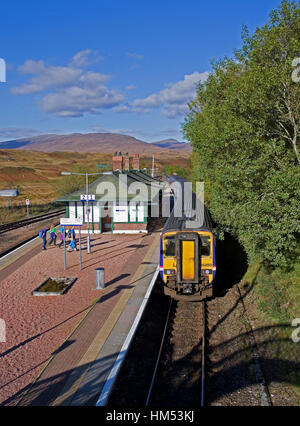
[160,175,216,301]
[160,229,216,301]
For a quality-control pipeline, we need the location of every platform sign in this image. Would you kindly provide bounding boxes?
[80,194,96,202]
[113,205,128,222]
[60,219,83,272]
[60,218,83,226]
[25,199,30,217]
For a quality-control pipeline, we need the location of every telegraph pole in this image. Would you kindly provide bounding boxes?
[86,173,91,254]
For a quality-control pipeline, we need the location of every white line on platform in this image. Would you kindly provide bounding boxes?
[0,236,39,261]
[96,264,160,406]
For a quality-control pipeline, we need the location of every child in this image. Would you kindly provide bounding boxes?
[68,239,77,252]
[49,225,57,246]
[58,226,65,248]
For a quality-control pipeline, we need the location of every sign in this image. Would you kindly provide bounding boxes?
[60,218,83,226]
[26,199,30,206]
[80,194,96,202]
[113,205,128,222]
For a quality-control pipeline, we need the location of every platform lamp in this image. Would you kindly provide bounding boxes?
[61,171,113,254]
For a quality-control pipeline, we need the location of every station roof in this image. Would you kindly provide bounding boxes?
[0,189,19,197]
[56,171,165,204]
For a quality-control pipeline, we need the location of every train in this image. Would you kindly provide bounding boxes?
[160,175,216,301]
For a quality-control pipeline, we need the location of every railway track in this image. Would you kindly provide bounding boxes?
[145,299,208,407]
[0,209,65,234]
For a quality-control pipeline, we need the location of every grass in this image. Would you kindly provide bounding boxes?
[36,278,69,293]
[0,203,60,225]
[0,148,191,209]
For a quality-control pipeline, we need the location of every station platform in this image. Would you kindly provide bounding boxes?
[0,229,160,406]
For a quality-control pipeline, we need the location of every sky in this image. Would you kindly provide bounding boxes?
[0,0,281,143]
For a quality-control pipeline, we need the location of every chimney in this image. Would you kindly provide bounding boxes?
[133,154,140,171]
[124,153,130,171]
[113,151,123,172]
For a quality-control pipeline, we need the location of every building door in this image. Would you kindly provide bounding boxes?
[101,204,112,232]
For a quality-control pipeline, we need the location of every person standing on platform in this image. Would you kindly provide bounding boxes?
[58,226,65,248]
[40,227,48,250]
[49,225,57,246]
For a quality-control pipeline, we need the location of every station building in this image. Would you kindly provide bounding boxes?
[56,153,164,234]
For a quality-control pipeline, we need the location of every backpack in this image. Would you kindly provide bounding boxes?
[39,230,44,238]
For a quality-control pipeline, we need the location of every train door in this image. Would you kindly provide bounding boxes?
[176,233,200,283]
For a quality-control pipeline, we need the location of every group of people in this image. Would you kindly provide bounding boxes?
[39,225,78,252]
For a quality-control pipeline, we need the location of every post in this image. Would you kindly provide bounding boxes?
[79,226,82,270]
[86,173,91,254]
[63,226,67,270]
[26,205,29,217]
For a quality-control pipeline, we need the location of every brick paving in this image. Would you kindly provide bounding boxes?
[0,232,149,405]
[19,231,159,406]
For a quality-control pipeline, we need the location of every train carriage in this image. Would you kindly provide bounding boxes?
[160,176,216,301]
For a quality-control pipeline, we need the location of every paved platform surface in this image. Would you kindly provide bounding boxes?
[0,229,160,406]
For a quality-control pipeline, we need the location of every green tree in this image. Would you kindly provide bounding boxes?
[183,0,300,267]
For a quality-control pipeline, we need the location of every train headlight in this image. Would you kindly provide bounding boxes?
[202,269,212,275]
[164,269,176,276]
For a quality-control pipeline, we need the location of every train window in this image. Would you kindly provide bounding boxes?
[164,237,175,257]
[200,236,211,257]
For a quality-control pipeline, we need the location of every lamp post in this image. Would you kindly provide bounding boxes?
[61,171,112,253]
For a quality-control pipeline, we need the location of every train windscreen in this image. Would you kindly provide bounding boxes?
[200,236,211,257]
[165,236,176,257]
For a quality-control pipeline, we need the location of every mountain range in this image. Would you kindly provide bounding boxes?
[0,133,192,153]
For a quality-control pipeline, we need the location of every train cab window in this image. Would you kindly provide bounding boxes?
[200,236,211,257]
[164,236,175,257]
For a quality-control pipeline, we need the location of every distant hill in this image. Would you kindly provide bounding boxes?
[0,133,192,153]
[152,138,192,151]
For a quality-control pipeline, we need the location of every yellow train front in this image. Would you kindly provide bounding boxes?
[160,177,216,301]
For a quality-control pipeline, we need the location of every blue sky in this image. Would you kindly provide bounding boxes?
[0,0,281,143]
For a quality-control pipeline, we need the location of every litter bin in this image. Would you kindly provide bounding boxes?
[95,268,105,290]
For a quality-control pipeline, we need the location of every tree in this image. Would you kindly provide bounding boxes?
[183,1,300,267]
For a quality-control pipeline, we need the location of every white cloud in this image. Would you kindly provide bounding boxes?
[42,85,124,117]
[70,49,103,67]
[125,84,136,91]
[11,51,124,117]
[0,127,42,139]
[12,60,82,95]
[114,105,150,114]
[116,71,209,118]
[125,52,144,60]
